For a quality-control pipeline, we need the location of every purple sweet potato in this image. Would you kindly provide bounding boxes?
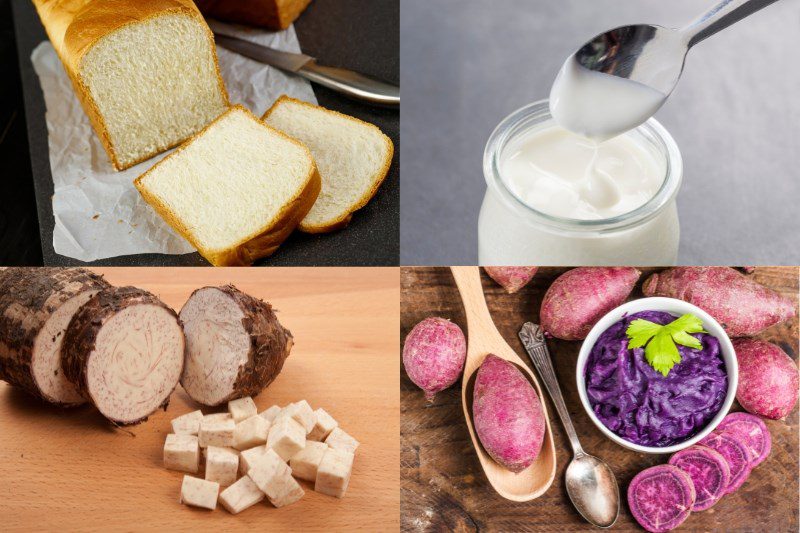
[699,432,752,494]
[484,267,538,293]
[733,338,799,420]
[540,267,640,340]
[472,354,545,473]
[402,317,466,402]
[717,412,772,467]
[627,464,695,533]
[668,445,730,511]
[642,267,795,337]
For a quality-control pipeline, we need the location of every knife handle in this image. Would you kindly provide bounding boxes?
[299,61,399,108]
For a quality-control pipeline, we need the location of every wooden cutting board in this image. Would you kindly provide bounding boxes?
[401,267,799,532]
[0,267,399,531]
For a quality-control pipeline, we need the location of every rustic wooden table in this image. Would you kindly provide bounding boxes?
[0,267,400,531]
[401,267,799,532]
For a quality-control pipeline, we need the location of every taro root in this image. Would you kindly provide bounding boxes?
[179,285,292,406]
[0,267,110,406]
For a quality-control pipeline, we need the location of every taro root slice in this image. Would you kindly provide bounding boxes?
[179,285,292,407]
[627,464,695,533]
[0,268,110,406]
[483,267,538,293]
[62,286,185,424]
[699,432,752,494]
[668,445,730,511]
[716,412,772,467]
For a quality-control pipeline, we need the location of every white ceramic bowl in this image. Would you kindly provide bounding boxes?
[576,297,737,455]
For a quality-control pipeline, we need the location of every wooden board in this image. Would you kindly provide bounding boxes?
[0,267,399,531]
[401,267,799,532]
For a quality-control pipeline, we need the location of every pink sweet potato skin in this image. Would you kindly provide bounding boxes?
[484,267,538,293]
[472,354,545,473]
[642,267,795,337]
[540,267,641,341]
[403,317,466,402]
[733,338,799,420]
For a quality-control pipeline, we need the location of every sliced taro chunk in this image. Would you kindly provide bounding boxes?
[628,464,695,533]
[716,412,772,467]
[0,268,110,406]
[62,287,184,424]
[179,285,292,407]
[699,432,752,494]
[668,445,730,511]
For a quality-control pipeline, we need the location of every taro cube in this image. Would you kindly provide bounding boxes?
[199,416,235,448]
[308,408,338,441]
[282,400,316,433]
[259,405,281,423]
[228,397,258,423]
[290,441,328,481]
[239,445,269,476]
[219,475,265,514]
[325,427,359,454]
[315,448,355,498]
[233,414,269,450]
[249,450,304,508]
[268,416,305,461]
[163,433,200,473]
[205,446,239,486]
[171,410,203,435]
[180,475,219,510]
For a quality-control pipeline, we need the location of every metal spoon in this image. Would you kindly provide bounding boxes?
[519,323,619,528]
[571,0,780,97]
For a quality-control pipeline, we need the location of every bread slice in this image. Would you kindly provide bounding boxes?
[262,96,394,233]
[32,0,229,170]
[134,105,320,266]
[194,0,312,30]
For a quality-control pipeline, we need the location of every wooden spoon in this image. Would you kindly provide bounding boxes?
[450,266,556,501]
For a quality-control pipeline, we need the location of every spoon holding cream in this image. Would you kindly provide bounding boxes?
[550,0,781,139]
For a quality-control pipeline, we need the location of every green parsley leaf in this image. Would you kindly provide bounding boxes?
[626,319,664,349]
[645,331,683,377]
[625,313,707,376]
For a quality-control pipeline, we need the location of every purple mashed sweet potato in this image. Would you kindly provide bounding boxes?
[585,311,728,447]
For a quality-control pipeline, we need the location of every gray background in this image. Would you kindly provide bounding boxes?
[400,0,800,265]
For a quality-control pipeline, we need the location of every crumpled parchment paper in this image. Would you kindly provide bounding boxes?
[31,20,317,262]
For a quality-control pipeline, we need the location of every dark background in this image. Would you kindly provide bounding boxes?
[2,0,398,266]
[0,0,41,265]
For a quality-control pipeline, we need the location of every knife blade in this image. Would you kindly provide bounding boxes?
[213,32,399,108]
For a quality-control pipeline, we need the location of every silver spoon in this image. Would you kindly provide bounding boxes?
[519,323,619,528]
[572,0,781,97]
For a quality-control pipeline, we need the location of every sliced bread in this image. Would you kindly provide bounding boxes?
[262,96,394,233]
[134,105,320,266]
[194,0,312,30]
[32,0,229,170]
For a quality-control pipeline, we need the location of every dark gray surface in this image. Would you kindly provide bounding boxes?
[400,0,800,265]
[11,0,398,266]
[0,0,41,265]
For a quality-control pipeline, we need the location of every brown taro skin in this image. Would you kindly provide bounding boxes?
[402,317,466,402]
[216,285,293,402]
[484,267,538,293]
[472,354,545,473]
[642,267,795,337]
[733,338,799,420]
[540,267,641,341]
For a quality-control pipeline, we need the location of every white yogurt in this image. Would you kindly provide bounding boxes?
[549,56,667,140]
[500,124,664,220]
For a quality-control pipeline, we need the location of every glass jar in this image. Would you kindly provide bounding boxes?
[479,100,682,265]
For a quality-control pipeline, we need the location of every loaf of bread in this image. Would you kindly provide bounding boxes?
[134,105,320,266]
[32,0,229,170]
[262,96,394,233]
[194,0,312,30]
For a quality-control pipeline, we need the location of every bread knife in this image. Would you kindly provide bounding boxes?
[213,33,399,108]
